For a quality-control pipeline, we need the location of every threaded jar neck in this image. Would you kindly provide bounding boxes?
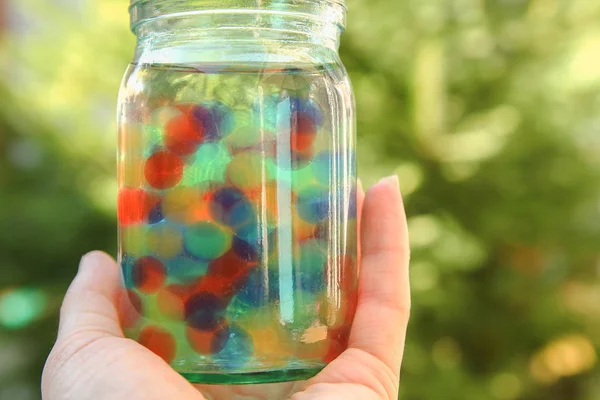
[129,0,346,50]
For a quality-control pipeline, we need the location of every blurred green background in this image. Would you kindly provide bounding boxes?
[1,0,600,399]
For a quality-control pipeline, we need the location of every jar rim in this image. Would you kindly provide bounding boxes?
[129,0,346,8]
[129,0,347,30]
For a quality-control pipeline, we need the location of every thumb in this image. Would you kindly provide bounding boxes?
[57,251,124,339]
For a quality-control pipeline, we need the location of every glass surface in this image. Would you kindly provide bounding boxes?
[117,62,357,384]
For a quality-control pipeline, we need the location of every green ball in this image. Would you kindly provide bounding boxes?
[182,142,231,185]
[184,222,232,261]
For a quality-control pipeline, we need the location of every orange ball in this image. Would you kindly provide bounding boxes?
[156,285,187,321]
[132,256,166,294]
[165,113,205,156]
[138,326,177,363]
[186,323,229,355]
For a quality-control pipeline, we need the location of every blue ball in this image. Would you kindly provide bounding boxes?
[232,225,277,262]
[191,101,234,141]
[288,97,324,126]
[121,254,136,289]
[185,292,226,331]
[165,255,208,283]
[147,201,164,224]
[296,185,330,223]
[210,187,255,228]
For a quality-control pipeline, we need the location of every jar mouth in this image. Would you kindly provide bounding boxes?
[129,0,347,33]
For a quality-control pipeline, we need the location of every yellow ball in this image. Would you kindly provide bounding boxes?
[121,225,149,258]
[162,187,206,224]
[227,151,272,190]
[146,223,183,259]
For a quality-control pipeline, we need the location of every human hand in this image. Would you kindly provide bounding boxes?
[42,175,410,400]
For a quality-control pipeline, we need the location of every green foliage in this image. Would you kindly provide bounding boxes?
[1,0,600,399]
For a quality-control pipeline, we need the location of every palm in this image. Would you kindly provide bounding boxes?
[42,177,410,400]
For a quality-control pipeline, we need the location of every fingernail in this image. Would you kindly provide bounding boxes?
[78,254,89,272]
[380,174,399,188]
[357,178,364,193]
[78,251,104,272]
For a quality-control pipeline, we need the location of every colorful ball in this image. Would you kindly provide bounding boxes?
[289,112,317,153]
[208,250,255,281]
[226,151,271,190]
[190,101,235,141]
[182,142,231,185]
[120,254,137,289]
[209,187,255,228]
[296,185,330,223]
[237,316,293,365]
[226,124,263,152]
[132,256,167,294]
[146,222,183,259]
[288,97,324,126]
[156,284,187,321]
[147,200,164,224]
[165,256,209,283]
[184,222,232,261]
[232,225,277,262]
[121,225,149,258]
[117,188,160,225]
[164,113,205,156]
[184,291,226,331]
[144,150,184,190]
[162,186,205,224]
[187,323,230,355]
[138,325,177,364]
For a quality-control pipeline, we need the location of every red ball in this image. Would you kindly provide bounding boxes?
[117,188,160,225]
[132,256,166,294]
[290,112,317,153]
[138,326,177,363]
[191,274,238,300]
[186,323,229,355]
[165,113,205,156]
[208,250,255,280]
[144,151,184,190]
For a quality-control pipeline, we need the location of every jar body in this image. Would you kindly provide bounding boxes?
[117,10,356,384]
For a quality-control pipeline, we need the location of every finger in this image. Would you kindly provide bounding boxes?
[349,175,411,376]
[58,251,124,339]
[45,252,204,400]
[194,382,302,400]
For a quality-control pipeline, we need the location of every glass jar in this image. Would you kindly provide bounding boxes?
[117,0,356,385]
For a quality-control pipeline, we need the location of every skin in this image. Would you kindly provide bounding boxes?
[42,175,411,400]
